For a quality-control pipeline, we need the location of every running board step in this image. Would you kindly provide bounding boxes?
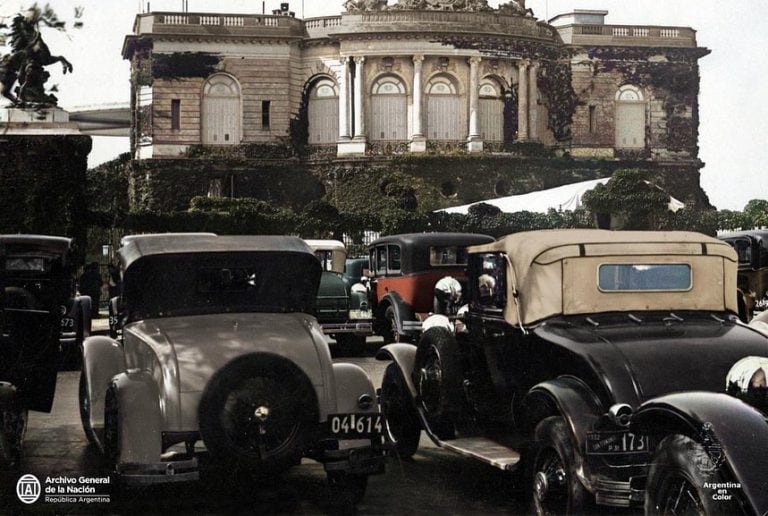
[438,437,521,471]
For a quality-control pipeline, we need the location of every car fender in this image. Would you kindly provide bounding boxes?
[331,363,378,415]
[631,391,768,514]
[381,292,415,335]
[522,376,604,492]
[110,371,163,465]
[375,343,418,398]
[73,295,92,338]
[82,335,125,439]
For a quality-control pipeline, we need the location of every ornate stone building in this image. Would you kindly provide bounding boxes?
[121,1,710,213]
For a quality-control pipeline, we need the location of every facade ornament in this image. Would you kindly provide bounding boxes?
[0,4,73,107]
[344,0,389,12]
[498,1,533,17]
[394,0,492,12]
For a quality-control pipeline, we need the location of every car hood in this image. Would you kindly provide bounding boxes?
[126,312,326,394]
[535,318,768,405]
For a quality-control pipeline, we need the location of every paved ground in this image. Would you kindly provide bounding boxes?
[5,321,636,515]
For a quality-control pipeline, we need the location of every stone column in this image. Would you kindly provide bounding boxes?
[353,56,366,140]
[338,56,367,155]
[338,56,350,141]
[517,60,529,141]
[467,56,483,152]
[410,54,426,152]
[528,61,539,141]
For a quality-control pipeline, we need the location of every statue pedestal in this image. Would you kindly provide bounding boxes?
[0,107,81,134]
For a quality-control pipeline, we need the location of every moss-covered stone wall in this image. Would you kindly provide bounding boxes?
[128,154,710,214]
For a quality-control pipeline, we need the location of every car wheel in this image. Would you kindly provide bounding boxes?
[412,327,461,439]
[381,306,398,344]
[327,471,368,510]
[198,354,316,473]
[531,416,588,516]
[380,363,421,458]
[645,434,737,515]
[334,334,366,357]
[79,370,97,445]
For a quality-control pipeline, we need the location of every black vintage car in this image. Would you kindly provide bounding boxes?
[378,229,768,515]
[720,230,768,318]
[0,235,77,468]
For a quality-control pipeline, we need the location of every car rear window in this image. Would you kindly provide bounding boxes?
[430,246,469,266]
[598,264,692,292]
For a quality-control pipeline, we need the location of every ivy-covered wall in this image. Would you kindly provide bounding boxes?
[128,156,325,212]
[127,153,710,214]
[0,135,92,263]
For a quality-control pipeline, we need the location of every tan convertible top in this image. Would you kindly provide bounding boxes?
[469,230,738,326]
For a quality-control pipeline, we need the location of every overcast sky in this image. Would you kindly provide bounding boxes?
[1,0,766,211]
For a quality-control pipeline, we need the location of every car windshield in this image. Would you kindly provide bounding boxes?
[123,252,319,320]
[598,263,692,292]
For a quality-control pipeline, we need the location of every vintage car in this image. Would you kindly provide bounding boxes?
[719,230,768,319]
[305,240,373,355]
[368,233,494,343]
[0,235,78,468]
[80,234,384,503]
[377,229,768,515]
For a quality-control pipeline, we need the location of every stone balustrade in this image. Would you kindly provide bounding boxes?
[560,24,696,47]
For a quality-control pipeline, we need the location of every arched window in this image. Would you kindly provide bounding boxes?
[370,76,407,141]
[308,78,339,144]
[202,74,241,145]
[615,85,646,149]
[478,79,504,142]
[426,75,461,140]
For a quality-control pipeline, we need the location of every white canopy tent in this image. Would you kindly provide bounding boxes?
[437,178,685,215]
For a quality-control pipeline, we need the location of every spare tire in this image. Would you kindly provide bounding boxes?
[198,354,318,473]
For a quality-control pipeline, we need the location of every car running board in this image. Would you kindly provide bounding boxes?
[437,437,521,471]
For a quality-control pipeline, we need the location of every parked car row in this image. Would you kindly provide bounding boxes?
[2,230,768,514]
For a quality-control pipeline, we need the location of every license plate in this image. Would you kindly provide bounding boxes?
[329,413,383,438]
[60,317,75,329]
[585,431,651,455]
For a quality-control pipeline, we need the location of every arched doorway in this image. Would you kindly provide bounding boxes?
[615,85,646,149]
[426,75,461,140]
[370,75,407,141]
[201,73,241,145]
[307,78,339,144]
[478,79,504,142]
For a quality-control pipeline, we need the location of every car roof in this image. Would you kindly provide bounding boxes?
[369,232,494,248]
[0,234,72,254]
[119,234,314,270]
[469,230,738,326]
[471,229,736,265]
[719,230,768,241]
[304,239,346,252]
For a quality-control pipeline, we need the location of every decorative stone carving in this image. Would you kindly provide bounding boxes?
[498,1,533,16]
[394,0,492,12]
[344,0,389,12]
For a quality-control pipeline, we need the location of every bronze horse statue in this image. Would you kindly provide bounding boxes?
[0,5,73,106]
